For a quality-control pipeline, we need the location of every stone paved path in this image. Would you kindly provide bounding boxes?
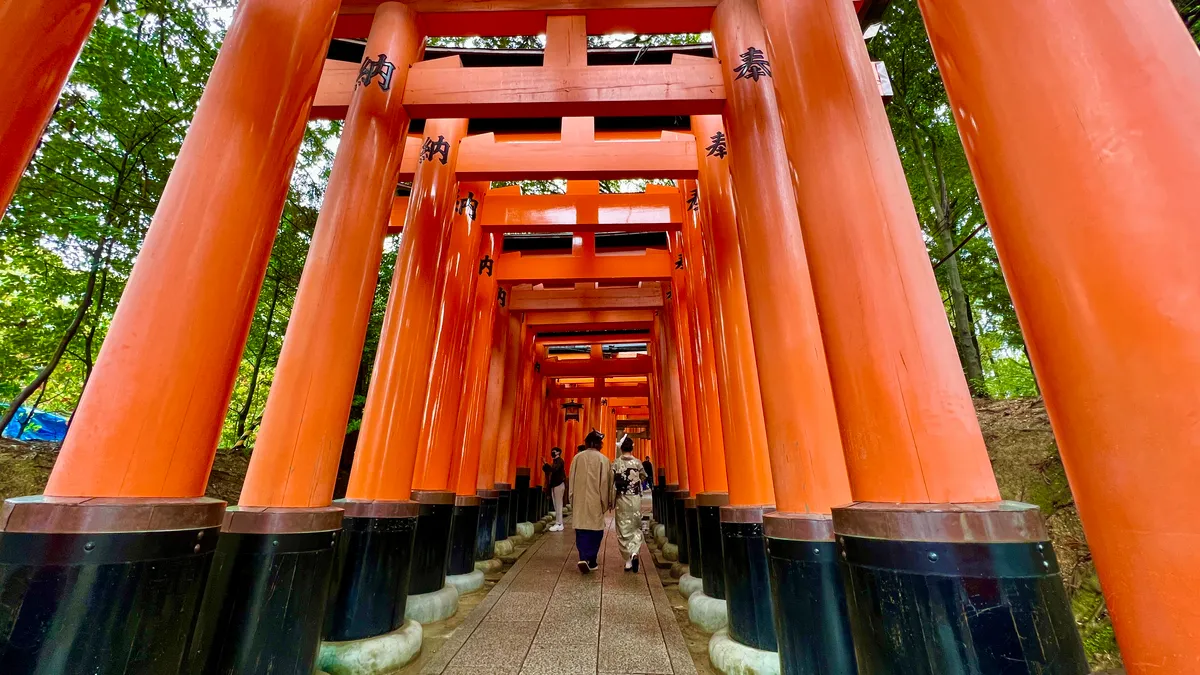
[420,516,697,675]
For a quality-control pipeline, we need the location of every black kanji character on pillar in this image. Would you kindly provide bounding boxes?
[687,189,700,212]
[666,289,673,300]
[705,132,728,158]
[498,288,507,307]
[675,254,684,269]
[456,191,479,220]
[357,53,396,91]
[734,47,772,82]
[478,255,494,277]
[420,135,450,165]
[535,362,541,373]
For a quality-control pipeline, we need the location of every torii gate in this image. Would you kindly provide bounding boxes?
[1,1,1198,674]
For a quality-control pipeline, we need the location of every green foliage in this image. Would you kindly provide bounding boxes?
[1176,0,1200,42]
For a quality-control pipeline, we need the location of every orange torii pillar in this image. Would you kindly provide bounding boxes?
[0,0,105,217]
[653,312,687,539]
[491,313,524,539]
[507,325,537,532]
[335,117,467,642]
[458,232,506,564]
[692,154,780,608]
[660,301,702,554]
[403,181,489,609]
[477,292,514,548]
[188,5,423,669]
[712,0,853,655]
[0,0,339,668]
[914,1,1199,672]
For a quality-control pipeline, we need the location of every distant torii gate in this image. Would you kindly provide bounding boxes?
[1,1,1198,674]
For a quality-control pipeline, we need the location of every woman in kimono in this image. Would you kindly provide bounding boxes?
[612,435,648,572]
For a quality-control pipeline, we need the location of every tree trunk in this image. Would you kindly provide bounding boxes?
[933,215,988,397]
[1,240,105,434]
[15,383,48,439]
[234,275,282,442]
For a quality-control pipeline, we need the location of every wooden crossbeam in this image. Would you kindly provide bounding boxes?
[524,309,655,334]
[333,0,879,38]
[495,250,674,284]
[510,285,663,311]
[535,333,650,346]
[541,355,651,377]
[548,384,650,399]
[386,191,682,235]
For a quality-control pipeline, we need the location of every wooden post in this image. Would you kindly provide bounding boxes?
[911,0,1200,670]
[0,0,106,217]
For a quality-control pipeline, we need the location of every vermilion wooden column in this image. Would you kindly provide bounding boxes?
[192,6,423,670]
[243,4,422,510]
[675,187,730,496]
[345,117,467,502]
[464,240,506,562]
[492,314,524,493]
[663,280,704,498]
[1,0,339,668]
[690,117,773,508]
[912,1,1200,671]
[413,181,489,493]
[712,0,850,653]
[453,231,502,499]
[0,0,106,217]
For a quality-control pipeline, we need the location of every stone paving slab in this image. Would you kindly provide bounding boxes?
[423,515,696,675]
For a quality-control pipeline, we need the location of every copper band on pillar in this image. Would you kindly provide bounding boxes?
[494,482,512,491]
[696,492,730,508]
[0,496,226,534]
[719,504,775,524]
[683,497,697,509]
[832,502,1048,543]
[222,506,343,534]
[455,495,481,507]
[515,467,531,477]
[411,490,456,506]
[477,489,500,500]
[763,511,835,542]
[336,499,420,519]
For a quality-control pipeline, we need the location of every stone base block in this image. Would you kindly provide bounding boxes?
[516,521,535,539]
[689,591,729,634]
[445,570,485,595]
[679,573,704,599]
[663,542,679,561]
[404,585,459,624]
[654,523,666,541]
[494,538,515,557]
[318,619,423,675]
[475,558,503,573]
[709,629,780,675]
[534,521,546,534]
[670,562,687,578]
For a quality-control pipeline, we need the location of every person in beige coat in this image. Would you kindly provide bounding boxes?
[569,429,614,573]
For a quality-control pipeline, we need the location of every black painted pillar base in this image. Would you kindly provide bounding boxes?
[324,500,419,642]
[664,484,679,544]
[475,489,499,560]
[654,472,666,523]
[721,504,778,652]
[684,499,702,579]
[524,483,540,523]
[187,506,342,675]
[408,490,455,595]
[0,496,224,674]
[448,496,481,576]
[514,468,531,526]
[494,483,512,540]
[764,512,856,675]
[697,491,729,600]
[832,502,1088,675]
[673,493,689,564]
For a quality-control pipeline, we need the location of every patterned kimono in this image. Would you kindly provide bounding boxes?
[612,454,648,562]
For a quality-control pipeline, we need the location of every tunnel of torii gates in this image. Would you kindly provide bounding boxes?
[0,0,1198,674]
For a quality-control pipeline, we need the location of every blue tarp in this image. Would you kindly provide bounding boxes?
[1,406,68,442]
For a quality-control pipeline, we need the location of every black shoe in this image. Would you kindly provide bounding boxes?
[578,560,590,574]
[588,561,599,572]
[631,556,639,573]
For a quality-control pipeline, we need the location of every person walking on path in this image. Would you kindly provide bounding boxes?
[543,447,567,532]
[613,435,648,572]
[569,429,612,573]
[641,455,654,491]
